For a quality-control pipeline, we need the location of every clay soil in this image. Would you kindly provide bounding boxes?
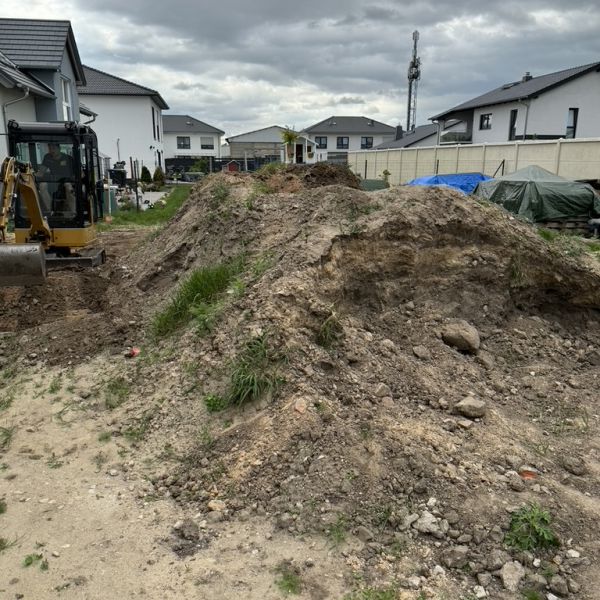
[1,165,600,600]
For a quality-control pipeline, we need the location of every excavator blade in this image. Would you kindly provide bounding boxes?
[0,244,47,286]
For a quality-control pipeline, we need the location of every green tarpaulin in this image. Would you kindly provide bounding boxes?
[473,165,600,222]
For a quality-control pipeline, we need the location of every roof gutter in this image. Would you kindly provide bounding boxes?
[3,84,29,141]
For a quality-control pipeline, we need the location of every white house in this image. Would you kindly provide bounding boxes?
[0,18,89,156]
[431,62,600,144]
[77,65,169,178]
[302,116,396,163]
[162,115,224,162]
[225,125,288,161]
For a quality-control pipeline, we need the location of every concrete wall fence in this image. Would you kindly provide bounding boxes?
[348,138,600,184]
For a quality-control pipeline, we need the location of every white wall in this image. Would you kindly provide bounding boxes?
[526,71,600,138]
[0,89,37,156]
[163,131,221,159]
[471,71,600,143]
[78,95,164,177]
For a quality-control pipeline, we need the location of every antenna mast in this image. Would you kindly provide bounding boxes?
[406,30,421,132]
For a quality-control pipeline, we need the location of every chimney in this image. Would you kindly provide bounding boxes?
[395,125,404,140]
[522,72,533,82]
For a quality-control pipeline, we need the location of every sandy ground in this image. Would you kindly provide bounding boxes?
[0,359,351,600]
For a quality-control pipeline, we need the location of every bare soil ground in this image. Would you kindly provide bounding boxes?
[1,165,599,599]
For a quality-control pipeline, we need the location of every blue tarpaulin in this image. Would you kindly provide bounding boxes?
[406,173,492,194]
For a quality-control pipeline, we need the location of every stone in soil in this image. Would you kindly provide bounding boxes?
[500,561,525,592]
[454,395,487,419]
[441,320,480,354]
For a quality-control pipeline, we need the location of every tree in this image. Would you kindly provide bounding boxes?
[140,165,152,183]
[281,127,299,164]
[153,166,165,187]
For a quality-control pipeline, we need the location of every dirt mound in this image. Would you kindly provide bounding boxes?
[122,179,600,596]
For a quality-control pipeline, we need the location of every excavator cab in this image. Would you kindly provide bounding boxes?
[0,120,105,286]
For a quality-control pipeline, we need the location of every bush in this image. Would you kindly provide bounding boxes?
[504,504,560,551]
[153,166,166,186]
[191,158,209,173]
[140,166,152,183]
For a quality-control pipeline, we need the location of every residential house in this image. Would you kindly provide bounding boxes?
[224,125,288,161]
[376,121,474,149]
[431,62,600,144]
[302,116,396,163]
[77,65,169,178]
[0,18,89,156]
[162,115,224,170]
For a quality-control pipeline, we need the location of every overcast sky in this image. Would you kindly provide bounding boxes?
[1,1,599,137]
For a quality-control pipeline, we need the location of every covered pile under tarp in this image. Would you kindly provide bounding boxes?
[473,165,600,222]
[406,172,491,194]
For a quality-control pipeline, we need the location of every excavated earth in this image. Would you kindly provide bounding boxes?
[1,165,600,599]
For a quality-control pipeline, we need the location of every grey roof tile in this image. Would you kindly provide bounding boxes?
[0,18,85,83]
[163,114,224,134]
[303,115,395,135]
[0,49,54,98]
[375,123,438,149]
[432,61,600,120]
[78,65,169,109]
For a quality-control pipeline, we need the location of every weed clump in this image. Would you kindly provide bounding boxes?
[504,503,559,551]
[104,378,130,410]
[275,562,302,595]
[151,256,245,337]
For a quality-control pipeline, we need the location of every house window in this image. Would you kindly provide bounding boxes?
[479,113,492,130]
[61,79,72,120]
[201,136,214,150]
[361,136,373,149]
[566,108,579,139]
[151,108,156,141]
[315,136,327,149]
[508,109,518,141]
[336,136,349,149]
[177,136,191,149]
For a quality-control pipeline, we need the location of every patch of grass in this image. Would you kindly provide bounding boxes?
[210,181,231,207]
[227,333,285,407]
[46,454,63,469]
[98,186,191,229]
[0,391,14,412]
[47,375,62,395]
[23,553,47,570]
[98,431,112,442]
[537,228,559,242]
[203,393,228,413]
[0,537,17,552]
[0,426,15,450]
[256,162,285,176]
[316,309,343,349]
[522,590,544,600]
[326,513,348,547]
[275,563,302,596]
[197,425,214,449]
[104,377,130,410]
[504,503,560,551]
[251,252,275,279]
[1,366,17,381]
[0,499,6,514]
[344,585,398,600]
[92,451,108,471]
[122,410,155,443]
[151,255,245,337]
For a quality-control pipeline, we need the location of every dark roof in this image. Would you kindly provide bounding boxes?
[375,124,438,149]
[0,48,54,98]
[78,65,169,110]
[303,116,395,135]
[163,114,224,135]
[432,61,600,121]
[0,18,85,84]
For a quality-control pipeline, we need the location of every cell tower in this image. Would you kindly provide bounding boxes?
[406,30,421,132]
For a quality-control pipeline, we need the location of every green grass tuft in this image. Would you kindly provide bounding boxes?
[505,503,559,551]
[98,186,191,229]
[0,426,15,450]
[151,256,245,338]
[0,537,17,553]
[203,394,228,413]
[275,563,302,596]
[104,378,130,410]
[0,499,6,514]
[227,333,284,406]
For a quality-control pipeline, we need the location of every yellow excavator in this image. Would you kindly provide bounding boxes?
[0,120,105,286]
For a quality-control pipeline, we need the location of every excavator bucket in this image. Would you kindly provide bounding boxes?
[0,244,47,286]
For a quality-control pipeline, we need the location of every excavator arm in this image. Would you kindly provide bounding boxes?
[0,157,49,286]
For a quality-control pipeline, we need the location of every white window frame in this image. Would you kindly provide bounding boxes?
[61,78,72,120]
